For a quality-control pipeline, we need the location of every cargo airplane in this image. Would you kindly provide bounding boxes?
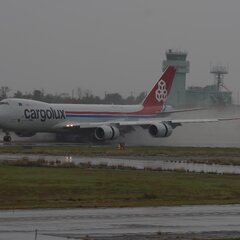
[0,66,237,142]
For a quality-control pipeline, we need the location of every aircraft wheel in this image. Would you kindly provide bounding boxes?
[3,135,11,142]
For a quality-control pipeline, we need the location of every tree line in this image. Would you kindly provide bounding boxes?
[0,87,147,105]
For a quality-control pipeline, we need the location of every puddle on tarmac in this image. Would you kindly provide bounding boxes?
[0,154,240,174]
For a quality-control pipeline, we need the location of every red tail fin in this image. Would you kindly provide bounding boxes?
[142,66,176,108]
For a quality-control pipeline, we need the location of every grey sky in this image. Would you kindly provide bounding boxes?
[1,0,240,101]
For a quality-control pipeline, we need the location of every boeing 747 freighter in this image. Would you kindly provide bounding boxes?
[0,66,237,142]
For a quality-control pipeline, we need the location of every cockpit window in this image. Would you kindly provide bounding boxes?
[18,103,23,106]
[0,102,9,105]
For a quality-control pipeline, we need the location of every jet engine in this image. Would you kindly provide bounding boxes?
[94,126,120,141]
[15,132,36,137]
[148,123,173,138]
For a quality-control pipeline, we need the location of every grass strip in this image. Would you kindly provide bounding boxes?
[0,164,240,209]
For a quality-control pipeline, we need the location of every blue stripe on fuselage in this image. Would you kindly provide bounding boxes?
[65,114,156,118]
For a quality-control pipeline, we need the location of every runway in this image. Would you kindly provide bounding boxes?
[1,205,240,239]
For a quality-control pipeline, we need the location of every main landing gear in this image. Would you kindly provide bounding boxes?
[3,134,11,143]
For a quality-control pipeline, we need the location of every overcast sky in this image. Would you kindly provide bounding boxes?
[1,0,240,101]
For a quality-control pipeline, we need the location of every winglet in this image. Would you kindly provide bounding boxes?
[142,66,176,108]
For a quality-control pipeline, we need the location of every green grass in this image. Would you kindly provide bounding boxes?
[1,164,240,209]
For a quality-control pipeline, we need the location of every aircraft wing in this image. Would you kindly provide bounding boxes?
[52,116,240,141]
[158,107,206,115]
[170,117,240,123]
[54,116,240,130]
[116,117,240,128]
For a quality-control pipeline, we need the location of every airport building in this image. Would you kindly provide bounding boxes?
[162,49,189,106]
[163,49,232,107]
[186,65,232,106]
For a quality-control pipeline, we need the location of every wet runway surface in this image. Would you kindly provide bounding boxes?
[1,205,240,239]
[1,153,240,174]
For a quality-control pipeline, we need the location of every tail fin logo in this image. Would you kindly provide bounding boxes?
[155,80,167,102]
[142,65,175,108]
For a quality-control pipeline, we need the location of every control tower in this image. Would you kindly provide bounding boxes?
[162,49,189,106]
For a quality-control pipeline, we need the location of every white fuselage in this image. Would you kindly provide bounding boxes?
[0,98,153,133]
[0,66,178,142]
